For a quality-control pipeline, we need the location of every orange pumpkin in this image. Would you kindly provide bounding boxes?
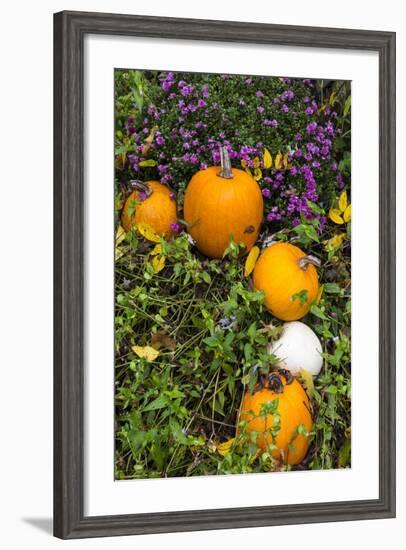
[239,371,312,465]
[121,180,177,238]
[253,242,320,321]
[183,147,263,258]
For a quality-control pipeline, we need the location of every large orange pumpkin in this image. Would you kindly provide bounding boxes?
[121,180,177,238]
[239,371,312,465]
[183,147,263,258]
[253,242,320,321]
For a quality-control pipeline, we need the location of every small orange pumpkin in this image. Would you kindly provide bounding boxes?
[239,371,312,465]
[253,242,320,321]
[183,147,263,258]
[121,180,177,238]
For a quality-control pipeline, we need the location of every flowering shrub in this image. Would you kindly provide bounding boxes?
[114,70,352,479]
[115,71,350,234]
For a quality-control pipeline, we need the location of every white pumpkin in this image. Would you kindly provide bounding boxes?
[268,321,323,376]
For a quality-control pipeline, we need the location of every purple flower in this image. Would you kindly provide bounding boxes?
[238,99,246,106]
[156,135,165,145]
[294,133,302,141]
[267,208,282,222]
[331,162,338,171]
[262,188,271,198]
[161,71,175,92]
[257,106,265,113]
[306,122,318,134]
[197,99,207,108]
[201,84,209,98]
[245,78,252,85]
[170,222,182,233]
[169,192,176,200]
[325,121,335,136]
[303,96,310,104]
[273,97,280,104]
[305,107,314,116]
[281,104,289,113]
[312,161,321,168]
[255,90,264,98]
[281,90,294,102]
[304,152,312,161]
[264,119,278,127]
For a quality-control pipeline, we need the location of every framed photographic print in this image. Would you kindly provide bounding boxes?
[54,10,396,539]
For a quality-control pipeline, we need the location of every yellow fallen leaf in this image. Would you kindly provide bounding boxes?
[115,225,126,245]
[329,91,337,106]
[132,345,159,361]
[244,246,260,277]
[329,208,344,225]
[217,438,235,457]
[338,191,348,213]
[283,152,291,169]
[115,248,124,261]
[115,225,126,260]
[300,368,315,399]
[323,233,345,252]
[263,147,272,169]
[151,255,166,273]
[141,125,158,156]
[274,151,282,170]
[316,284,324,305]
[241,159,253,176]
[253,156,260,169]
[343,204,351,223]
[150,244,162,256]
[137,222,160,243]
[253,168,262,181]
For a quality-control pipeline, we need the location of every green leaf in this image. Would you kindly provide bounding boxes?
[143,395,168,412]
[170,419,188,445]
[291,289,309,305]
[139,159,157,167]
[306,200,324,215]
[338,437,351,467]
[324,283,341,294]
[310,304,329,320]
[343,96,351,117]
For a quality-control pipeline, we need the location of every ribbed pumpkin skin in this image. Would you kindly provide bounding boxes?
[253,242,319,321]
[121,181,177,237]
[183,167,263,258]
[239,378,312,465]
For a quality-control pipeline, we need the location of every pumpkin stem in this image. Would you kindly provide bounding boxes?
[128,180,153,197]
[298,255,321,271]
[218,146,234,179]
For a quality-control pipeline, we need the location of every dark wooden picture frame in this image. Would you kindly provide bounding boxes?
[54,10,396,539]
